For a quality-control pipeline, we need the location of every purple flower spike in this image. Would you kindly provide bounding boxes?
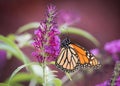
[104,39,120,61]
[47,4,56,14]
[32,5,60,63]
[47,4,57,20]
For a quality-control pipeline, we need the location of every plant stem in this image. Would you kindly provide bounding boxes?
[42,10,53,86]
[110,61,120,86]
[43,58,47,86]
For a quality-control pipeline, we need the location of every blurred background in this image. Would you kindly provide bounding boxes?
[0,0,120,86]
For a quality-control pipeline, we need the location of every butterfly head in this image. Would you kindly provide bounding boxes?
[61,38,71,48]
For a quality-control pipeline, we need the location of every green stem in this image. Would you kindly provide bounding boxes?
[43,58,47,86]
[110,61,120,86]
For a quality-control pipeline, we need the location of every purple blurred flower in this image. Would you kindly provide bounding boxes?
[116,76,120,85]
[104,40,120,54]
[96,76,120,86]
[90,48,100,56]
[96,80,110,86]
[104,39,120,61]
[0,50,7,70]
[58,10,80,26]
[32,5,60,62]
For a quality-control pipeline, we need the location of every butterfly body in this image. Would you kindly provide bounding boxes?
[55,38,101,73]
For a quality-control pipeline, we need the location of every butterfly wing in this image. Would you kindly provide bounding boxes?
[55,46,80,73]
[70,44,101,69]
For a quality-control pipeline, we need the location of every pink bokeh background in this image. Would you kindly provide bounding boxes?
[0,0,120,86]
[0,0,119,45]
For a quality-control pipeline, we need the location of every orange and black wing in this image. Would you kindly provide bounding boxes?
[69,44,101,69]
[55,47,80,73]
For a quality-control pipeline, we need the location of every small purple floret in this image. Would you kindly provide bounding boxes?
[90,48,100,56]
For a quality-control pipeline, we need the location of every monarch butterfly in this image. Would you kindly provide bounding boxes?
[55,38,101,73]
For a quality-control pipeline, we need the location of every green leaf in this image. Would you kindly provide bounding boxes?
[65,72,72,81]
[0,36,41,85]
[31,65,55,78]
[11,83,23,86]
[48,61,55,65]
[31,65,57,85]
[8,73,34,84]
[8,62,36,84]
[53,78,62,86]
[0,35,30,64]
[60,26,100,46]
[6,51,12,59]
[0,83,9,86]
[17,22,40,34]
[15,33,32,48]
[7,34,15,41]
[0,43,20,60]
